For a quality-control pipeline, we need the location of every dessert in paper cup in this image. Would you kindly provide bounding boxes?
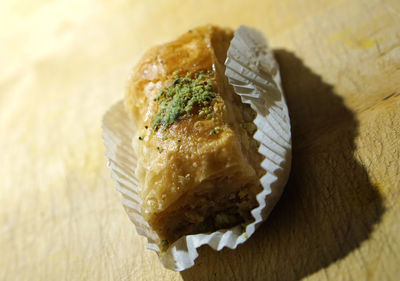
[102,25,291,271]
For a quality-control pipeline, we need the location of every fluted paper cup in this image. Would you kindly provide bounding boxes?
[102,25,291,271]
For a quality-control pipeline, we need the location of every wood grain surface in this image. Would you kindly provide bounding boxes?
[1,0,399,280]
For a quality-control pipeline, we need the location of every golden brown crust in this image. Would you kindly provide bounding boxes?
[125,25,264,243]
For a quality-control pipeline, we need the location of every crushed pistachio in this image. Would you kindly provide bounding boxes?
[151,72,216,131]
[243,122,257,135]
[210,126,221,135]
[161,239,169,251]
[214,213,234,229]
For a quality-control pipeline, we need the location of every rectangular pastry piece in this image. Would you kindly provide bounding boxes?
[125,25,264,245]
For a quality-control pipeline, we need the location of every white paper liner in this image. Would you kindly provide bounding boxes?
[102,25,291,271]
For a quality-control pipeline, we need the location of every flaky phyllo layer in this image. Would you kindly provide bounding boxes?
[125,25,264,245]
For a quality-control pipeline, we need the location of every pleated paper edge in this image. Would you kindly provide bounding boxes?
[101,25,291,272]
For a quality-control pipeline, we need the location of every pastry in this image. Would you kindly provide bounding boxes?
[125,25,264,245]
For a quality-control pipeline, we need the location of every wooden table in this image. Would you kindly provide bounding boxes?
[1,0,399,280]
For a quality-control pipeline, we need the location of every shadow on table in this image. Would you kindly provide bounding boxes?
[180,50,384,281]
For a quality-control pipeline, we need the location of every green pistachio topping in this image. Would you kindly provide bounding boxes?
[243,122,257,135]
[210,126,221,135]
[160,239,169,251]
[151,72,216,131]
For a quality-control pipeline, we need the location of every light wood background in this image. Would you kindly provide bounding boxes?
[1,0,399,280]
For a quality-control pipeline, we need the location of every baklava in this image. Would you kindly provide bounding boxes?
[125,25,265,245]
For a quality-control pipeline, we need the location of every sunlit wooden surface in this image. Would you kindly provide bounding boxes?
[1,0,399,280]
